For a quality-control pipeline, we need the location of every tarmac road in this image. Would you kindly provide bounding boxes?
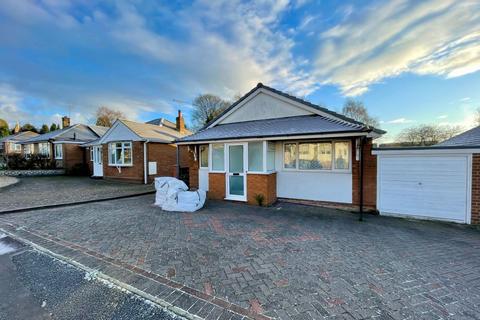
[0,234,181,320]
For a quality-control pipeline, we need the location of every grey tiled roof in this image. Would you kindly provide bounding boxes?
[21,124,103,143]
[435,126,480,147]
[0,131,39,143]
[178,115,368,142]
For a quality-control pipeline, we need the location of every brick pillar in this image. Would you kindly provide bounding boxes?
[471,154,480,224]
[208,173,226,200]
[352,138,377,210]
[247,173,277,206]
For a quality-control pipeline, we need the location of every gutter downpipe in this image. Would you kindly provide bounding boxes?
[144,140,149,184]
[359,136,365,221]
[176,146,180,179]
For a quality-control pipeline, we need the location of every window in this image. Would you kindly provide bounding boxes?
[267,142,275,171]
[90,147,94,162]
[283,141,350,171]
[200,145,208,168]
[248,142,263,172]
[24,144,32,157]
[39,143,50,156]
[12,143,21,152]
[211,143,224,171]
[299,142,332,170]
[54,144,63,159]
[334,141,350,170]
[108,141,132,166]
[283,143,297,169]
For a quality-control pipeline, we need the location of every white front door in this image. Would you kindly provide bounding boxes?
[93,146,103,177]
[226,143,247,201]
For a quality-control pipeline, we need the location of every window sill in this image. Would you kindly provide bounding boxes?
[108,164,133,167]
[282,168,352,174]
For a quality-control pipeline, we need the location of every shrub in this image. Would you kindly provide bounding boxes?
[7,154,56,170]
[254,193,265,206]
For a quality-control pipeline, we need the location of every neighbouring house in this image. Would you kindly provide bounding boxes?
[84,111,195,184]
[373,125,480,224]
[0,131,39,156]
[176,83,385,209]
[20,116,108,173]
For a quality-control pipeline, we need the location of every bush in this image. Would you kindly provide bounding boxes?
[6,154,56,170]
[254,193,265,206]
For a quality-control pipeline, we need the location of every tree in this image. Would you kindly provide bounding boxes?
[191,94,230,129]
[95,106,125,127]
[396,124,463,146]
[21,123,38,133]
[0,119,9,137]
[50,123,58,131]
[342,99,379,128]
[39,124,50,134]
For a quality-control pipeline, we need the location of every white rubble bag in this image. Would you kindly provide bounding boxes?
[154,177,206,212]
[154,177,188,207]
[162,189,206,212]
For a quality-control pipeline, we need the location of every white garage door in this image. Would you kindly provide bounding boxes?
[378,155,470,223]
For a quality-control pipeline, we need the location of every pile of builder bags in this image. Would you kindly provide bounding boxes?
[154,177,206,212]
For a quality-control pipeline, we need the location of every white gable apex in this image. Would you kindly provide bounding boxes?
[99,121,143,144]
[218,90,313,125]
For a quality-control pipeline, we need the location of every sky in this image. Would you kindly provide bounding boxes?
[0,0,479,142]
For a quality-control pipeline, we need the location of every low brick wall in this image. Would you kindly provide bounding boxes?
[0,169,66,177]
[208,173,226,200]
[247,173,277,206]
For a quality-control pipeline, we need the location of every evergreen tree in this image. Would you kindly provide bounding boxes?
[40,124,50,134]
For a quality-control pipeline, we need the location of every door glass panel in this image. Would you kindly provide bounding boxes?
[229,175,244,196]
[229,145,244,173]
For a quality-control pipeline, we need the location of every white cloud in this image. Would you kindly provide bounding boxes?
[314,0,480,96]
[437,114,448,119]
[460,97,471,102]
[386,117,415,124]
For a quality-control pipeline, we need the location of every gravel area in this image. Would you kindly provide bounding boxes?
[0,176,154,212]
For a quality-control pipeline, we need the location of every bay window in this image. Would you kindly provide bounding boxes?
[211,143,224,171]
[109,141,132,166]
[284,141,350,171]
[54,144,63,159]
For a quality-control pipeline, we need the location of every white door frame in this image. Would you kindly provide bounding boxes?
[225,142,248,201]
[93,145,103,177]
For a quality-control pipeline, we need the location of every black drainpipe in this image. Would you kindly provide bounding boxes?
[359,136,365,221]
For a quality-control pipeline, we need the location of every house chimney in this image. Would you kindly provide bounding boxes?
[176,110,186,133]
[62,116,70,128]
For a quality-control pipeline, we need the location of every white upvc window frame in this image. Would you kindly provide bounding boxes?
[12,143,22,152]
[199,145,209,169]
[108,141,133,167]
[282,140,352,173]
[39,142,50,156]
[90,147,94,162]
[209,143,226,173]
[54,144,63,159]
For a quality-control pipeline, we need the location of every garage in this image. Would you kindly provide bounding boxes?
[373,148,477,224]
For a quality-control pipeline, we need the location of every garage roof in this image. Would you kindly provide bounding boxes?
[435,125,480,147]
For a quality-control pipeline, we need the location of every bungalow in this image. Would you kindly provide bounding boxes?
[0,131,39,156]
[176,83,385,209]
[85,111,195,184]
[21,116,108,173]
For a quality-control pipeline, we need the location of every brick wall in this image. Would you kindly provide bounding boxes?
[472,154,480,225]
[102,141,145,183]
[86,147,93,176]
[62,143,85,172]
[146,143,177,183]
[208,173,226,200]
[178,145,198,189]
[247,173,277,206]
[352,138,377,210]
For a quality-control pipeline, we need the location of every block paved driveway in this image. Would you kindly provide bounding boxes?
[1,195,480,319]
[0,176,154,212]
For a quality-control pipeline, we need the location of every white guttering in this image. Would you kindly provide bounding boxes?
[143,140,149,184]
[372,148,480,155]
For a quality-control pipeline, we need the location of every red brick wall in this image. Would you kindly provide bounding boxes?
[86,147,93,175]
[178,145,198,189]
[63,144,85,172]
[146,143,177,183]
[208,173,226,200]
[247,173,277,206]
[472,154,480,225]
[102,141,145,183]
[352,138,377,210]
